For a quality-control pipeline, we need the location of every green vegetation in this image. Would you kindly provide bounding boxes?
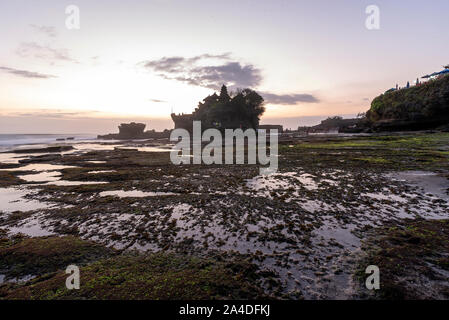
[280,132,449,170]
[0,236,269,300]
[283,132,449,150]
[368,75,449,124]
[0,235,114,279]
[354,157,389,164]
[0,171,22,187]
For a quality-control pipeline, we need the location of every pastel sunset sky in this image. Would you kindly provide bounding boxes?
[1,0,448,133]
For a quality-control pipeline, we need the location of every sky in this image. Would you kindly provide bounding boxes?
[0,0,448,133]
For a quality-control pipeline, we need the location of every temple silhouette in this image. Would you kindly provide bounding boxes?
[171,85,268,133]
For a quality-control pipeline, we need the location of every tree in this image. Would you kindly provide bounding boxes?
[219,84,231,102]
[356,112,366,119]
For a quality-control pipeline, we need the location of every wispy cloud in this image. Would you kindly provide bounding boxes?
[0,66,57,79]
[6,109,101,119]
[261,92,319,104]
[30,24,58,38]
[141,53,261,89]
[16,42,76,63]
[149,98,167,103]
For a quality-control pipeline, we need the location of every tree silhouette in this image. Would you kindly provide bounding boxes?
[219,84,231,103]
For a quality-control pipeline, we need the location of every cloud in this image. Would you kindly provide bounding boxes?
[30,24,58,38]
[261,92,319,104]
[17,112,77,118]
[16,42,76,63]
[0,66,57,79]
[7,109,101,119]
[142,53,318,106]
[149,99,167,103]
[144,56,185,73]
[190,52,232,60]
[141,53,261,89]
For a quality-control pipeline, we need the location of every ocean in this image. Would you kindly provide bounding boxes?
[0,134,97,152]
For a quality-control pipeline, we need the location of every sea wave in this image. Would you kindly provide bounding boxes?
[0,134,96,152]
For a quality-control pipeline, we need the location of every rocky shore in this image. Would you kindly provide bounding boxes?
[0,132,448,299]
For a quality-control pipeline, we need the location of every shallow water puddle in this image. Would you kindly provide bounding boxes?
[10,165,108,185]
[7,214,54,237]
[246,172,319,193]
[0,273,35,285]
[0,187,54,212]
[299,199,333,213]
[390,171,449,201]
[171,203,192,220]
[136,146,172,152]
[361,192,408,203]
[0,153,26,164]
[0,163,76,172]
[73,143,122,152]
[45,181,108,186]
[88,170,116,174]
[298,174,319,190]
[246,174,291,191]
[18,171,61,182]
[99,190,177,198]
[313,224,361,248]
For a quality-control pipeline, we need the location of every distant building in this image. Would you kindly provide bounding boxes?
[307,117,361,133]
[258,124,283,133]
[171,113,194,133]
[118,122,146,138]
[422,67,449,80]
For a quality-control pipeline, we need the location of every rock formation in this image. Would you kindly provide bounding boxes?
[367,74,449,131]
[98,123,171,140]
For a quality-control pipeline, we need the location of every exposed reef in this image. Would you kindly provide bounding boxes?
[0,132,448,299]
[98,122,171,140]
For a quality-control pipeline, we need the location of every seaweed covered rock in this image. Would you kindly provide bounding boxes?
[355,219,449,299]
[0,236,115,280]
[1,250,270,300]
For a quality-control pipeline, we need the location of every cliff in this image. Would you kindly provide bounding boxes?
[367,75,449,131]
